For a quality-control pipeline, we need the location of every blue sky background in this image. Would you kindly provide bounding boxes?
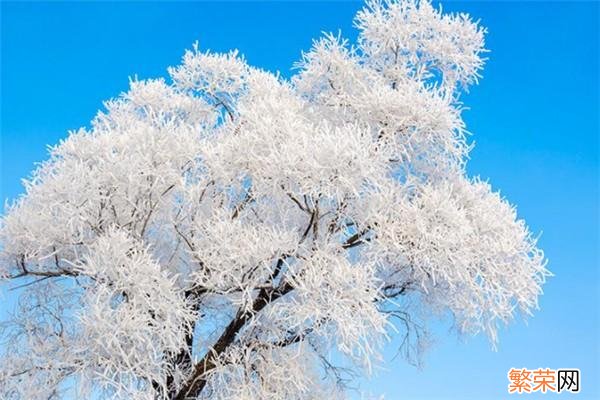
[1,1,598,399]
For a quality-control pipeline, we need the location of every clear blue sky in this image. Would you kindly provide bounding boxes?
[1,1,598,399]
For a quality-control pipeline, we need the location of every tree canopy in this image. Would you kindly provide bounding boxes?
[0,1,549,399]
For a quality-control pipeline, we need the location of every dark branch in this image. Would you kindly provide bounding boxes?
[172,281,293,400]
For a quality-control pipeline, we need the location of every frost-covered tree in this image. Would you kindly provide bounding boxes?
[0,1,549,399]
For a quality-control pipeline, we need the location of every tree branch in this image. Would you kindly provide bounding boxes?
[172,281,293,400]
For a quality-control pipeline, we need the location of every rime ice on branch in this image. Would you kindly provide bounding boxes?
[0,1,549,399]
